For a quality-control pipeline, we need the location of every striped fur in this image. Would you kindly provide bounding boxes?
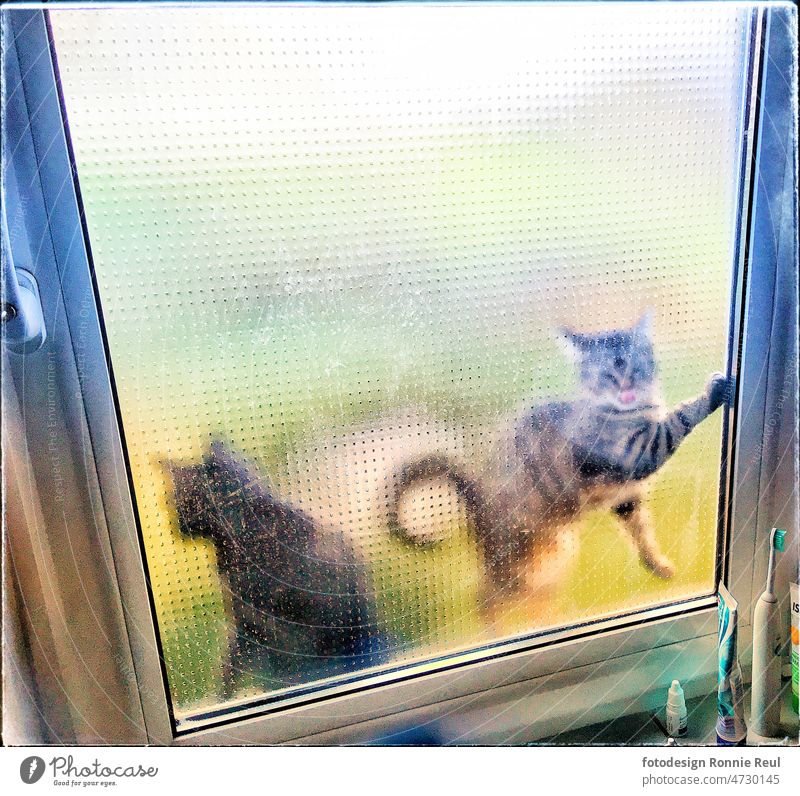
[391,312,730,623]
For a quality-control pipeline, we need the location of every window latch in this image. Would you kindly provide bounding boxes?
[1,210,46,354]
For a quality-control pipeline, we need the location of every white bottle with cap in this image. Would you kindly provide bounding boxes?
[666,679,688,737]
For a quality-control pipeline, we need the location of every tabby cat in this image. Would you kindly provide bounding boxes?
[389,311,730,623]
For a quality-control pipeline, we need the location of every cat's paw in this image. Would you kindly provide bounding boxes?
[706,372,732,411]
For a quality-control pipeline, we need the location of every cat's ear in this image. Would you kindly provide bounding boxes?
[208,440,232,466]
[556,327,590,360]
[634,308,655,338]
[158,456,182,481]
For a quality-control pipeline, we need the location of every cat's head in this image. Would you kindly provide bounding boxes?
[559,310,660,411]
[168,442,254,543]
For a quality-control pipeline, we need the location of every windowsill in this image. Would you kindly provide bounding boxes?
[536,682,799,746]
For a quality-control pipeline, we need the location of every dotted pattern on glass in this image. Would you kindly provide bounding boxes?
[51,4,748,719]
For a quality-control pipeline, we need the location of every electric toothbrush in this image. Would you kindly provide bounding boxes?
[751,527,786,738]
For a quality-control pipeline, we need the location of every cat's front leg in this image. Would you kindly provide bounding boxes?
[630,372,732,480]
[221,624,244,700]
[612,496,674,579]
[674,371,731,429]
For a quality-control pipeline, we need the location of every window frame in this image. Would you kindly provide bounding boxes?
[2,2,796,745]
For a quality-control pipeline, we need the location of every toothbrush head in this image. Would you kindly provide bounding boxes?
[771,528,786,552]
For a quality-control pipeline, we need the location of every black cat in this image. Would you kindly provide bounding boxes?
[170,442,386,698]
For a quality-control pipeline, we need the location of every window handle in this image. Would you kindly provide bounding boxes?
[1,209,46,354]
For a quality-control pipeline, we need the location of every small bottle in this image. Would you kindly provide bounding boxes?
[666,679,688,737]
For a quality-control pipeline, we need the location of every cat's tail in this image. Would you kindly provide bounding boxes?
[387,454,490,547]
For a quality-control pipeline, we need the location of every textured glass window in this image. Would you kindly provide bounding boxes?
[51,4,750,722]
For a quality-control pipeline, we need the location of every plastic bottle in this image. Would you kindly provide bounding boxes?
[717,585,747,745]
[666,679,688,737]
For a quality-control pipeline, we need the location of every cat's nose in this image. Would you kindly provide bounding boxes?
[619,389,637,405]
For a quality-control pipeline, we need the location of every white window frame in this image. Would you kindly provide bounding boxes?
[2,2,796,745]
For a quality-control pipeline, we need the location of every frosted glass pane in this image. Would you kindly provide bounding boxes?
[51,3,749,722]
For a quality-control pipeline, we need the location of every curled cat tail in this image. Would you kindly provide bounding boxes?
[387,454,489,547]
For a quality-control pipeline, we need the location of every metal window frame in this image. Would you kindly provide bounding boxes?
[2,2,796,746]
